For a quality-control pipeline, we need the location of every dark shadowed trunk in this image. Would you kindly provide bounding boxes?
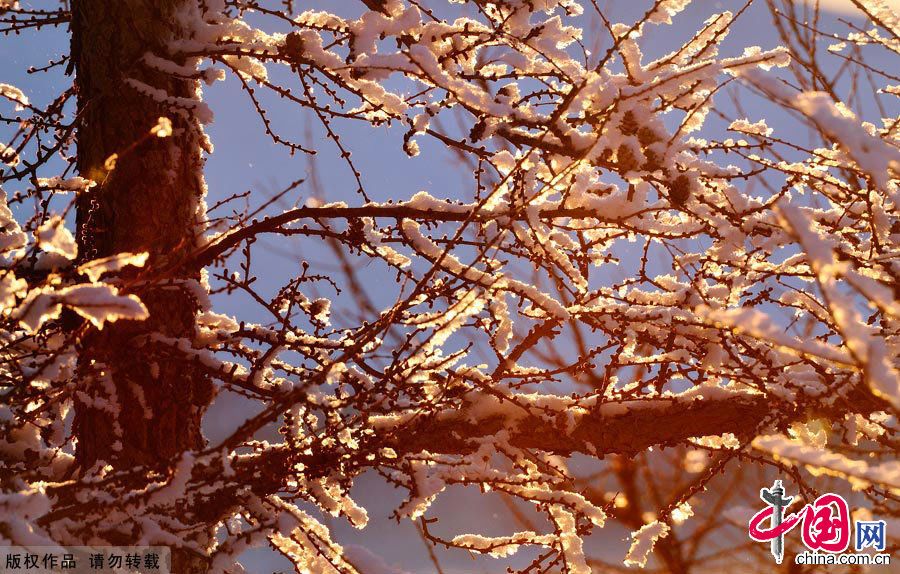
[71,0,213,570]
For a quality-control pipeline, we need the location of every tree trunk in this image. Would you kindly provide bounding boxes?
[71,0,213,570]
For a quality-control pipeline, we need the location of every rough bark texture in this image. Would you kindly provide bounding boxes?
[71,1,212,571]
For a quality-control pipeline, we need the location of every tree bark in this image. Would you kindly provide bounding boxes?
[71,0,212,570]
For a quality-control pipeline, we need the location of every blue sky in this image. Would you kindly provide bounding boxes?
[2,1,896,572]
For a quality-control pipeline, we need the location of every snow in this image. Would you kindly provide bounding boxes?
[362,218,411,268]
[551,506,590,574]
[16,284,148,332]
[0,271,27,309]
[77,252,149,282]
[36,176,96,192]
[693,304,854,366]
[754,434,900,491]
[451,532,550,558]
[0,83,28,109]
[792,92,900,193]
[0,143,18,166]
[779,203,900,410]
[401,219,570,320]
[728,118,773,137]
[624,521,670,568]
[670,502,693,525]
[853,0,900,31]
[0,190,26,253]
[689,433,740,450]
[148,452,196,506]
[0,485,57,547]
[2,1,898,571]
[36,216,78,260]
[124,78,214,124]
[647,0,692,25]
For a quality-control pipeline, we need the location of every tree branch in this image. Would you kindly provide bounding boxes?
[189,204,648,268]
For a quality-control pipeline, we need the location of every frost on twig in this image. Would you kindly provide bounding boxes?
[1,0,898,572]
